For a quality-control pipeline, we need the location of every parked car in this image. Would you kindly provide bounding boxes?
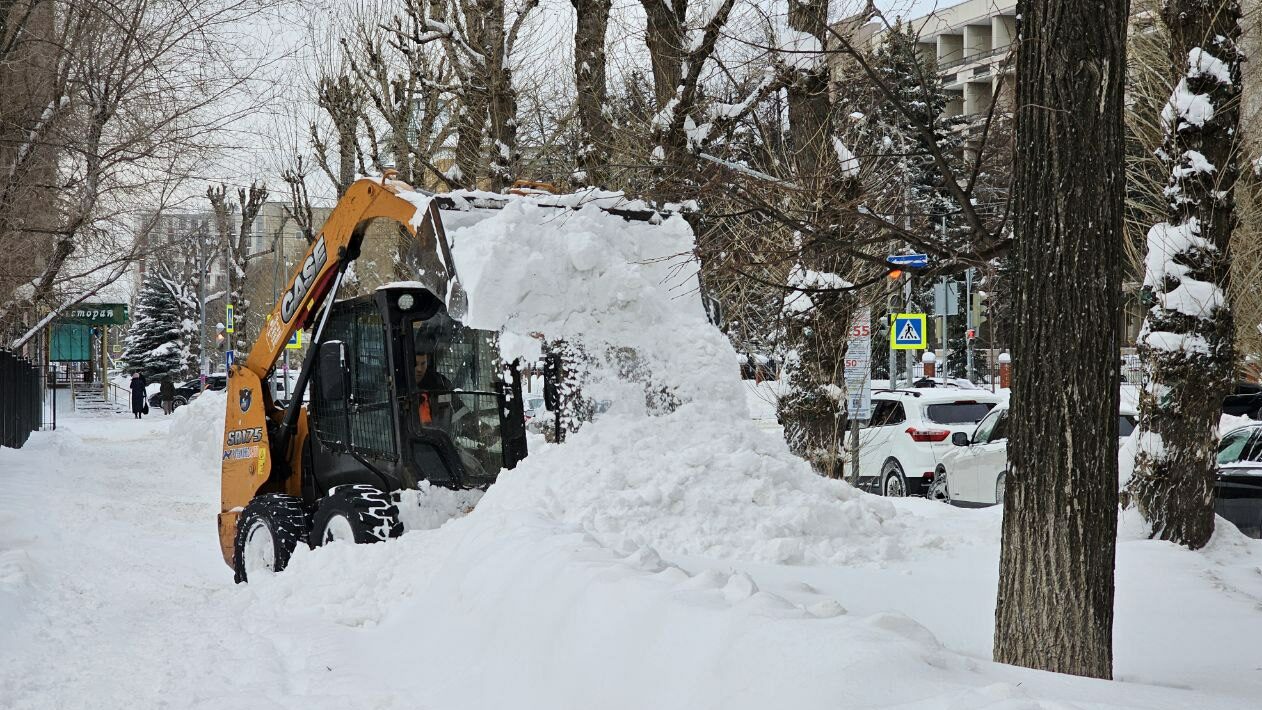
[523,394,547,426]
[1223,381,1262,419]
[931,401,1138,506]
[844,388,1003,497]
[1214,422,1262,538]
[148,373,227,410]
[268,372,305,406]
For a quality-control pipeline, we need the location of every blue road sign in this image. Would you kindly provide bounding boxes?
[891,313,927,350]
[887,253,929,268]
[225,349,235,369]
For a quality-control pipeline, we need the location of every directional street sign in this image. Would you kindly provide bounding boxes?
[891,313,927,350]
[887,253,929,268]
[225,349,235,369]
[225,304,235,334]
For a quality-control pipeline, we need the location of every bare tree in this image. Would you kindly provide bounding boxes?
[0,0,273,349]
[395,0,541,191]
[208,182,269,355]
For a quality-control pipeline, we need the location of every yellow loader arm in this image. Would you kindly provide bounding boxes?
[218,176,447,565]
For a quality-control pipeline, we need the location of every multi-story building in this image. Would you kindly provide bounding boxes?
[903,0,1017,119]
[135,211,225,302]
[861,0,1151,350]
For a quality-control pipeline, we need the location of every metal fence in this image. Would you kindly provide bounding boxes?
[0,350,43,449]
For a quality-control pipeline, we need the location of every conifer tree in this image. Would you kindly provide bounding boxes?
[858,19,967,242]
[122,273,187,380]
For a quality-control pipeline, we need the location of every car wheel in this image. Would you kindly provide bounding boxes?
[995,472,1007,506]
[881,460,908,497]
[927,466,950,503]
[173,395,187,409]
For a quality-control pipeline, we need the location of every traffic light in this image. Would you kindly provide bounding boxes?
[972,290,989,328]
[888,269,904,280]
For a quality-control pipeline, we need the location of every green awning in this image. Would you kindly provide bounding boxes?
[51,323,92,361]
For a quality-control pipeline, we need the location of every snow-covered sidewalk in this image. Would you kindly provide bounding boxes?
[2,403,1261,709]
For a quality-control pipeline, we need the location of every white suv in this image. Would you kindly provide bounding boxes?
[845,387,1003,497]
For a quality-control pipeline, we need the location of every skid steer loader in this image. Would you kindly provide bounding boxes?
[218,176,528,582]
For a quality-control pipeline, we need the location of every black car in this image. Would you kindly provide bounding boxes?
[1223,381,1262,419]
[1215,423,1262,538]
[149,374,227,410]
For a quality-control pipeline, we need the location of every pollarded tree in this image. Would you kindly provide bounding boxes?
[122,273,186,380]
[208,182,269,356]
[1128,0,1241,549]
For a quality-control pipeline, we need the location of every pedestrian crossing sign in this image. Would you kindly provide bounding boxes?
[891,313,927,350]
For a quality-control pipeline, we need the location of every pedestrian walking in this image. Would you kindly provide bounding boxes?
[130,372,147,419]
[160,375,176,414]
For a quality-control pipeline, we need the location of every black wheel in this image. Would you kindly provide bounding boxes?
[881,460,908,497]
[310,485,403,547]
[927,466,950,503]
[233,494,309,584]
[995,472,1007,506]
[172,395,188,409]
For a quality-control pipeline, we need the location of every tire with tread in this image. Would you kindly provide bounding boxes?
[233,494,308,584]
[927,466,950,503]
[310,485,403,547]
[881,460,908,497]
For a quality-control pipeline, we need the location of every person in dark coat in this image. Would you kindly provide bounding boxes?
[129,372,147,419]
[159,375,176,414]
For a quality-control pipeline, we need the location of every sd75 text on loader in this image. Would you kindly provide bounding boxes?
[218,176,528,582]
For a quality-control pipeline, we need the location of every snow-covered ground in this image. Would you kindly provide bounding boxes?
[4,200,1261,709]
[3,397,1262,709]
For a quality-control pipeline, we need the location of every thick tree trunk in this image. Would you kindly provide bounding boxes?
[640,0,686,110]
[484,0,519,192]
[785,0,835,194]
[994,0,1128,679]
[455,78,488,188]
[1129,0,1240,548]
[317,74,362,197]
[571,0,612,187]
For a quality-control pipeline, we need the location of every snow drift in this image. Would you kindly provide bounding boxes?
[443,200,924,564]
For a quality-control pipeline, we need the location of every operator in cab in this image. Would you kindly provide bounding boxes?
[413,349,453,426]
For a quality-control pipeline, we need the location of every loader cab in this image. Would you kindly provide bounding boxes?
[305,285,526,498]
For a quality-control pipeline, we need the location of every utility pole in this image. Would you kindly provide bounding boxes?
[939,216,948,379]
[940,275,949,379]
[904,276,915,386]
[197,227,207,384]
[965,267,975,381]
[887,293,897,388]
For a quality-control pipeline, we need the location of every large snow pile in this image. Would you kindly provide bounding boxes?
[450,201,743,410]
[167,389,227,465]
[443,200,932,565]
